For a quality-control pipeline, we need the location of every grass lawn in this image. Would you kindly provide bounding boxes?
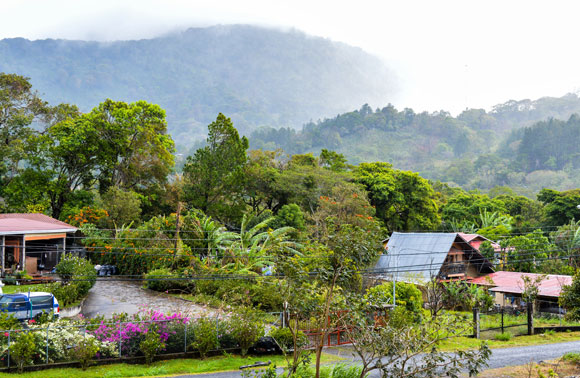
[438,330,580,351]
[2,284,43,294]
[2,284,82,309]
[0,352,344,378]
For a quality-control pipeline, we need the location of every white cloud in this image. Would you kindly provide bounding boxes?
[2,0,580,114]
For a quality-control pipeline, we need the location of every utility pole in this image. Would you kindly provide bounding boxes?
[392,245,397,308]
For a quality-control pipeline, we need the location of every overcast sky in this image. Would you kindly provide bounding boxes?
[3,0,580,114]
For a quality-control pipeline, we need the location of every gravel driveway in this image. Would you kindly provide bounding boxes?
[167,340,580,378]
[81,278,215,318]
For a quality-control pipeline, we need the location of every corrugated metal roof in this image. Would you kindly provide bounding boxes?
[374,232,458,283]
[469,271,572,298]
[0,214,76,235]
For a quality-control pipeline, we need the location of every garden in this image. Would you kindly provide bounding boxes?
[0,305,280,373]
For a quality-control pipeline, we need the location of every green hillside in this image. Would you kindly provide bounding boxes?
[250,94,580,195]
[0,25,395,146]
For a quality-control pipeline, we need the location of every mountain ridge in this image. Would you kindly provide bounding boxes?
[0,24,396,146]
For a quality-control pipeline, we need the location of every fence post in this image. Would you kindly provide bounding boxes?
[527,302,534,336]
[501,307,504,334]
[473,308,480,339]
[7,330,10,369]
[46,326,49,365]
[184,322,188,354]
[8,330,10,369]
[118,321,122,358]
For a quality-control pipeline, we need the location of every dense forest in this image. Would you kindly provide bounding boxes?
[4,72,580,281]
[0,25,394,145]
[251,94,580,195]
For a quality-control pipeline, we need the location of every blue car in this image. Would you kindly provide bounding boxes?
[0,292,59,321]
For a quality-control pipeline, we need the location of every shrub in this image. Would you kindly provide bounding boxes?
[163,322,195,354]
[44,256,97,307]
[45,282,79,307]
[269,327,308,351]
[494,332,512,341]
[145,268,186,293]
[3,275,16,285]
[365,282,423,316]
[191,317,219,358]
[563,352,580,365]
[0,312,21,330]
[230,307,265,356]
[328,363,368,378]
[140,330,165,365]
[71,336,99,370]
[9,332,36,373]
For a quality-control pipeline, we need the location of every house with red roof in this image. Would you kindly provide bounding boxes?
[0,214,77,276]
[468,271,572,309]
[457,232,501,253]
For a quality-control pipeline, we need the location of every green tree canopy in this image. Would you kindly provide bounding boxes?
[355,162,440,231]
[184,113,249,224]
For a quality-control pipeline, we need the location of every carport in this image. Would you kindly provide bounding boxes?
[0,214,77,276]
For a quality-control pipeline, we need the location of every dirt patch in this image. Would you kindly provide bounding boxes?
[478,359,580,378]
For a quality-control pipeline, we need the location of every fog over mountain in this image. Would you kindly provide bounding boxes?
[0,24,396,146]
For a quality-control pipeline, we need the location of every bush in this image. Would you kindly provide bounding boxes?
[269,327,308,351]
[44,256,97,307]
[494,332,512,341]
[365,282,423,316]
[9,332,36,373]
[140,330,165,365]
[191,317,219,358]
[0,312,21,330]
[145,268,187,293]
[3,275,16,285]
[230,307,265,356]
[563,352,580,365]
[71,336,99,370]
[45,282,79,307]
[195,279,282,311]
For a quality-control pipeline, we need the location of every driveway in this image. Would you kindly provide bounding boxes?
[81,278,214,318]
[167,340,580,378]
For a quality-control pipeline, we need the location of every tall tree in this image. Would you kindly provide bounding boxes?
[90,99,175,192]
[184,113,249,224]
[355,162,440,231]
[0,73,49,200]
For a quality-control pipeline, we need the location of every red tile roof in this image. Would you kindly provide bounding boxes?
[0,214,76,235]
[458,232,501,251]
[468,271,572,298]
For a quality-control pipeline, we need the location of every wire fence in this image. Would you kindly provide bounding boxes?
[0,311,282,370]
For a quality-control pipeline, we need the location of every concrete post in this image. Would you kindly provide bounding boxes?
[473,308,480,339]
[527,302,534,336]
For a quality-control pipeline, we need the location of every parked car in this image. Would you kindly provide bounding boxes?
[0,292,59,321]
[94,265,118,276]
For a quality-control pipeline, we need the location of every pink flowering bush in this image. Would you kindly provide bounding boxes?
[90,310,190,357]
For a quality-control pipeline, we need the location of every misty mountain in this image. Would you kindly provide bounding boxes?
[0,25,395,147]
[250,93,580,194]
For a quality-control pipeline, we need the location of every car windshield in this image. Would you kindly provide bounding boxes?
[0,296,12,304]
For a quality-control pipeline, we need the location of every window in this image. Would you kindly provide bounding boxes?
[30,296,52,307]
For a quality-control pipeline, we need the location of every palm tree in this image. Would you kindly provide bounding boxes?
[222,215,301,275]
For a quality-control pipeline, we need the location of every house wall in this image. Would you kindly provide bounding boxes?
[466,263,481,278]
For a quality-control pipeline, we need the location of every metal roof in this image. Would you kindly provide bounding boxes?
[469,271,572,298]
[0,213,77,236]
[374,232,458,283]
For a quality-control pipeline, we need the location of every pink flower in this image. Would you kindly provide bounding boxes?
[3,333,8,337]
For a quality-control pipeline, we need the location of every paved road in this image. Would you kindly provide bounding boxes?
[81,278,215,318]
[167,340,580,378]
